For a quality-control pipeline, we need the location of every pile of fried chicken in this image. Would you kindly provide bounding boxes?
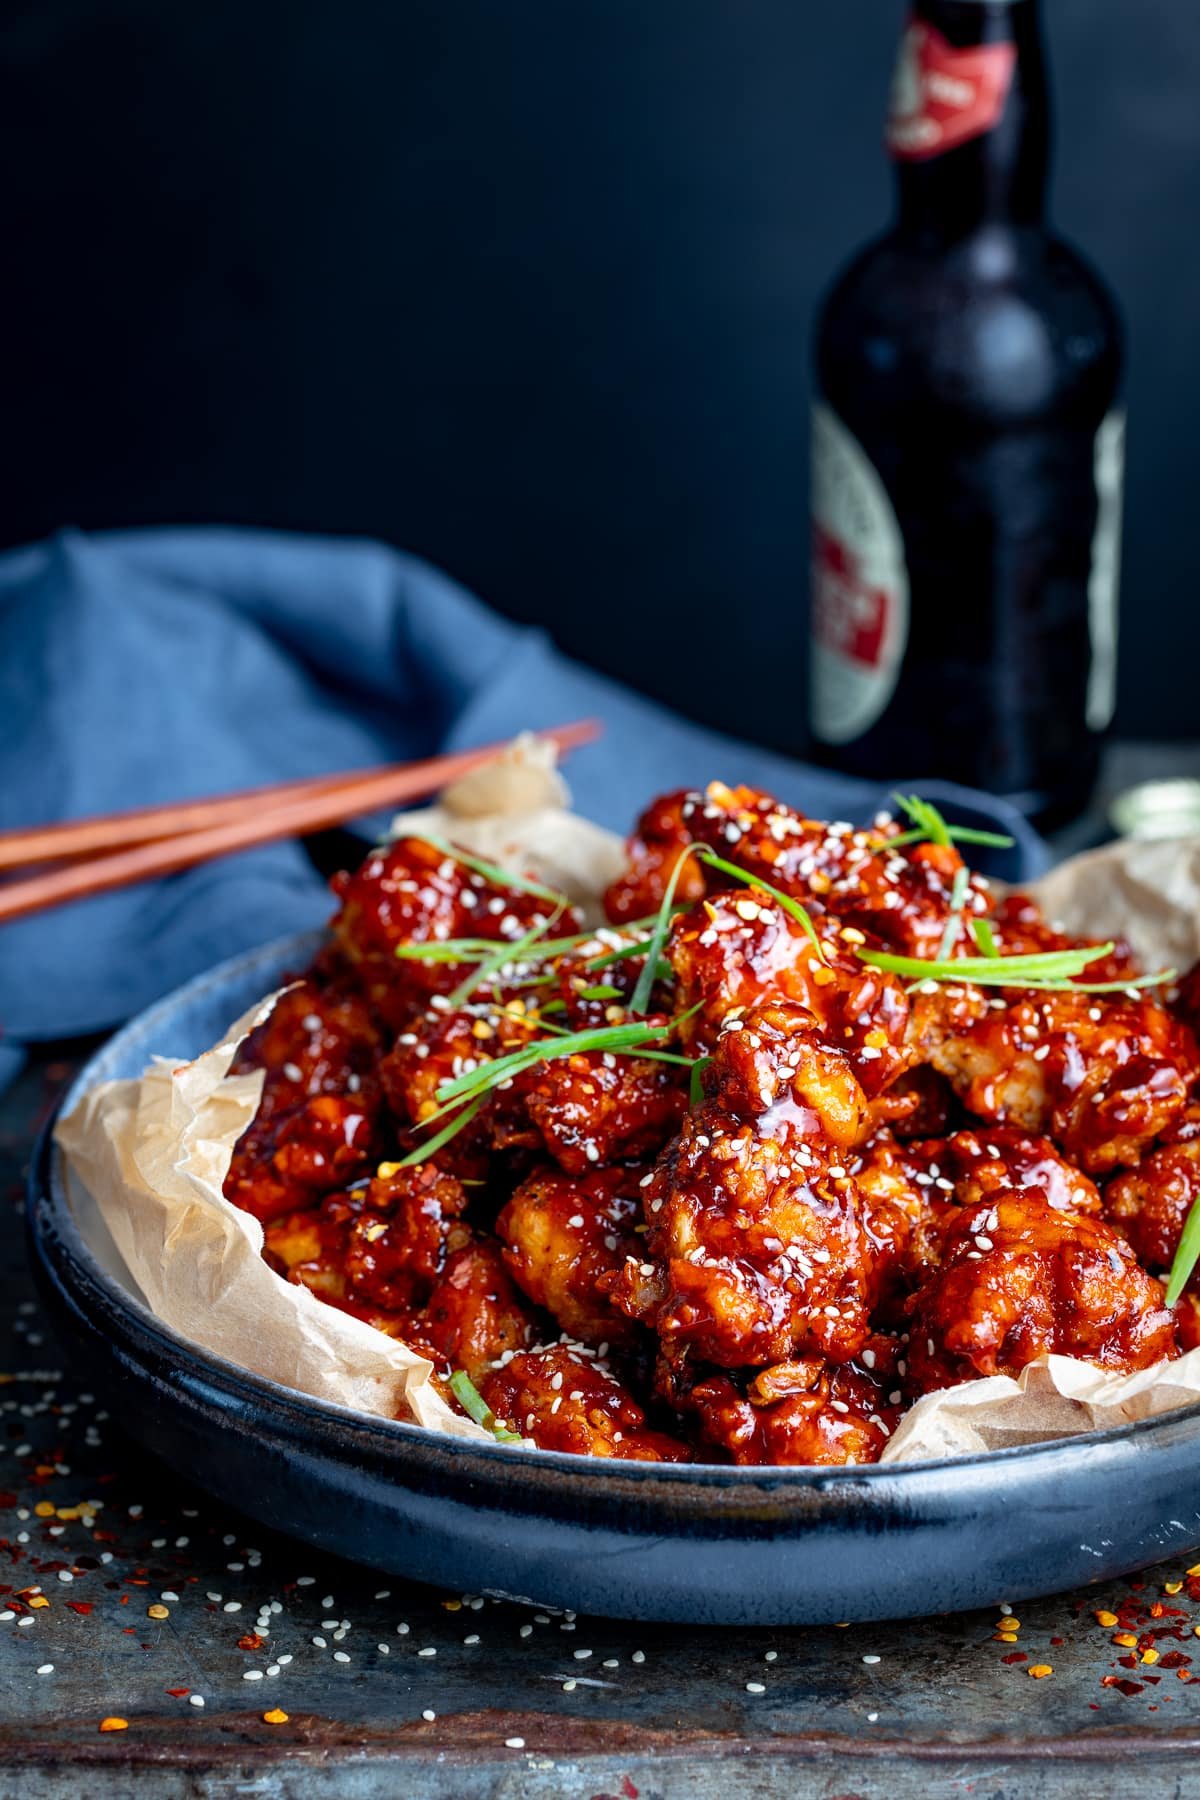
[222,782,1200,1465]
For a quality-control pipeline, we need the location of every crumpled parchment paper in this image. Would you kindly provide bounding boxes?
[55,744,1200,1462]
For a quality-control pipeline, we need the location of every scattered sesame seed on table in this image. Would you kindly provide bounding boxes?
[7,1049,1200,1800]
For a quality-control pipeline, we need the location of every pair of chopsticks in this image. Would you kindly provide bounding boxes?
[0,720,600,926]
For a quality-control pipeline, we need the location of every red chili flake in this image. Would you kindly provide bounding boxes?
[1050,1637,1064,1646]
[1160,1651,1191,1669]
[119,1596,129,1606]
[1144,1675,1162,1685]
[1150,1603,1166,1618]
[1118,1655,1139,1670]
[1001,1652,1027,1664]
[238,1633,265,1652]
[0,1495,17,1509]
[66,1601,92,1616]
[165,1687,189,1698]
[622,1782,639,1800]
[122,1627,136,1636]
[1101,1677,1145,1696]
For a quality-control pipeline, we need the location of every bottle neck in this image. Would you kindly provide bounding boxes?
[887,0,1049,243]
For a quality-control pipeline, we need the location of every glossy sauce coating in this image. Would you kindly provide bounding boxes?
[218,782,1193,1466]
[479,1345,691,1461]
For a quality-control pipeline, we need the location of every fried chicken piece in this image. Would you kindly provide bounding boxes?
[1104,1105,1200,1281]
[520,1048,686,1174]
[417,1241,536,1381]
[263,1164,471,1314]
[851,1132,948,1304]
[330,836,572,1029]
[380,991,685,1176]
[910,984,1199,1174]
[681,1356,901,1467]
[1173,960,1200,1039]
[905,1193,1177,1393]
[603,790,709,923]
[907,1125,1103,1217]
[666,887,911,1096]
[866,1065,956,1140]
[606,1000,879,1368]
[478,1345,690,1461]
[224,1092,382,1225]
[496,1165,646,1347]
[679,781,988,959]
[229,975,382,1125]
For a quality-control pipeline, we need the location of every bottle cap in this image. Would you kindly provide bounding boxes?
[1108,778,1200,841]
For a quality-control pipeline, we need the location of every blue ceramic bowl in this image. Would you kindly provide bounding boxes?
[26,932,1200,1625]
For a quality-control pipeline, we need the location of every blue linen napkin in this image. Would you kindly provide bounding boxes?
[0,526,1045,1085]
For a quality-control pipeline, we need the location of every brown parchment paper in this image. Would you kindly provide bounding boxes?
[54,750,1200,1462]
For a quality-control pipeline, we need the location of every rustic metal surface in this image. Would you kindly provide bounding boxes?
[7,1048,1200,1798]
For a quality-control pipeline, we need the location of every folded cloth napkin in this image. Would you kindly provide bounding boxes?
[0,526,1045,1086]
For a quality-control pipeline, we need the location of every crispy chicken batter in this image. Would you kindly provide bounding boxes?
[496,1165,646,1347]
[1105,1106,1200,1282]
[606,1001,879,1368]
[479,1346,690,1461]
[910,984,1199,1174]
[905,1193,1177,1392]
[680,1357,901,1467]
[218,785,1192,1466]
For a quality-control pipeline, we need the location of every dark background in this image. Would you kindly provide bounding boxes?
[1,0,1196,749]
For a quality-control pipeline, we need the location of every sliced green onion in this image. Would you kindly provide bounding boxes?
[936,864,971,961]
[447,904,566,1008]
[689,1054,713,1108]
[892,792,952,848]
[432,1017,681,1111]
[885,824,1016,851]
[397,1094,485,1167]
[630,847,703,1014]
[576,983,624,1002]
[970,917,999,957]
[694,846,827,964]
[448,1370,523,1444]
[1166,1201,1200,1307]
[859,939,1172,994]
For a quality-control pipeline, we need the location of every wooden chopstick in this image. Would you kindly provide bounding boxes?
[0,719,599,873]
[0,721,600,926]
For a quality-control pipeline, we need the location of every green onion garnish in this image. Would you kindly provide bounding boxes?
[576,983,624,1002]
[689,1054,713,1108]
[629,847,704,1014]
[1166,1203,1200,1308]
[886,794,1014,852]
[398,1095,485,1166]
[448,1370,523,1444]
[859,940,1173,994]
[446,903,566,1008]
[694,847,827,964]
[936,864,971,961]
[969,917,999,957]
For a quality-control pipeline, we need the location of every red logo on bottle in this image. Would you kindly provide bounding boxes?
[812,525,891,670]
[886,20,1016,162]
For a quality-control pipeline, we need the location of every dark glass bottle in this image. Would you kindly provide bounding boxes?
[809,0,1124,827]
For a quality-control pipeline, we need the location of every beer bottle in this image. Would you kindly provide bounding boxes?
[809,0,1124,827]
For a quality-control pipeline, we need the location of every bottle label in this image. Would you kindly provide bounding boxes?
[1087,408,1125,732]
[810,403,909,746]
[886,19,1017,163]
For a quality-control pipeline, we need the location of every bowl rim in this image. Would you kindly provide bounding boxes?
[35,926,1200,1489]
